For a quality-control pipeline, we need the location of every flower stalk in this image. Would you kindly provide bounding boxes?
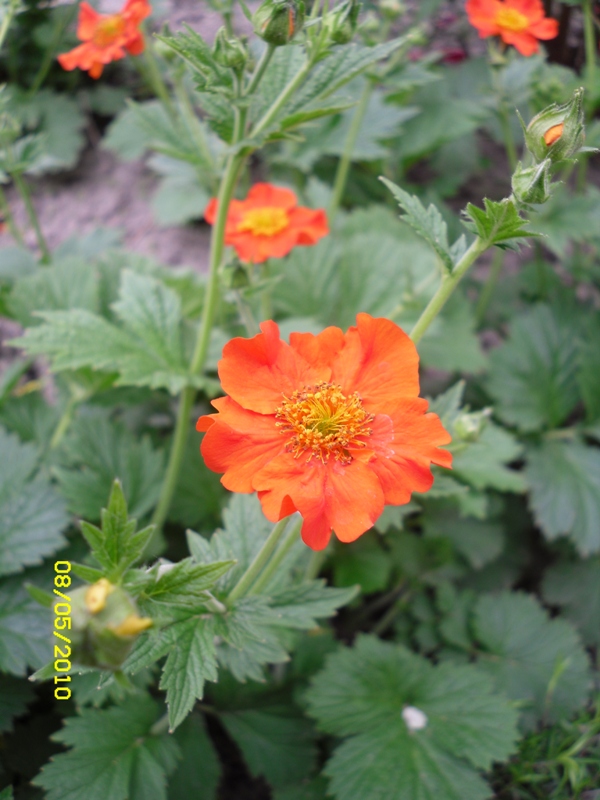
[227,517,291,603]
[409,237,488,344]
[13,172,50,263]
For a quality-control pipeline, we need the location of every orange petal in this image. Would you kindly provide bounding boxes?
[125,31,145,55]
[200,399,283,494]
[500,29,539,55]
[242,183,297,211]
[218,320,330,415]
[227,227,298,263]
[77,2,102,40]
[529,17,559,39]
[287,207,330,245]
[325,460,385,543]
[204,198,218,225]
[332,314,420,412]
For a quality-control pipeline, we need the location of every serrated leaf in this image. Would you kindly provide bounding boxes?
[542,557,600,646]
[487,304,581,432]
[169,430,225,531]
[472,591,591,729]
[423,505,505,570]
[142,558,234,609]
[452,422,525,492]
[54,409,165,521]
[0,674,34,732]
[168,714,220,800]
[267,581,358,629]
[464,198,534,248]
[33,695,180,800]
[417,293,486,373]
[380,178,454,270]
[221,708,317,790]
[528,185,600,257]
[306,635,518,800]
[0,573,51,675]
[159,617,218,731]
[525,439,600,555]
[79,480,154,580]
[13,270,196,394]
[0,428,69,576]
[7,256,99,327]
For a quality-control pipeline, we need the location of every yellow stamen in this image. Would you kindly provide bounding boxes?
[111,614,153,637]
[237,207,289,237]
[495,7,529,32]
[276,382,373,465]
[93,15,126,47]
[85,578,115,614]
[543,123,564,146]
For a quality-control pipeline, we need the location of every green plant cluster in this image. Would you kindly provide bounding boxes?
[0,1,599,799]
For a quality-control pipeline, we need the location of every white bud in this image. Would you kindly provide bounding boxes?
[402,705,428,731]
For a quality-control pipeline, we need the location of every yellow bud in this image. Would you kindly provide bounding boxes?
[111,614,153,637]
[85,578,115,614]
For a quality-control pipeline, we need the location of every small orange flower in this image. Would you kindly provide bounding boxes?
[204,183,329,264]
[197,315,452,551]
[466,0,558,57]
[57,0,151,79]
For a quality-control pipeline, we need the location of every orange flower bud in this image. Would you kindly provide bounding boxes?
[543,123,564,147]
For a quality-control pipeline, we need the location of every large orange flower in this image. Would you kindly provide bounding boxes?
[466,0,558,56]
[58,0,151,79]
[197,315,452,551]
[205,183,329,264]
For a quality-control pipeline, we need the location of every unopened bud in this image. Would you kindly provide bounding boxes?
[511,159,552,205]
[212,27,248,71]
[454,409,490,442]
[323,0,360,45]
[521,88,585,163]
[252,0,305,46]
[380,0,405,19]
[62,580,153,670]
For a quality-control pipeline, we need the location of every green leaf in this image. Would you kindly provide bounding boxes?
[487,304,581,432]
[472,592,591,729]
[272,778,329,800]
[7,256,99,327]
[423,504,505,570]
[168,430,225,531]
[0,428,69,576]
[0,787,13,800]
[542,557,600,646]
[267,582,359,629]
[220,708,317,790]
[13,270,196,394]
[464,198,534,248]
[0,573,51,675]
[79,479,155,580]
[159,617,218,731]
[333,533,394,594]
[380,177,454,270]
[417,293,486,373]
[305,635,518,800]
[528,185,600,257]
[151,163,210,227]
[54,410,165,521]
[141,559,234,610]
[168,714,220,800]
[0,246,38,283]
[525,439,600,555]
[0,674,34,732]
[452,421,525,493]
[157,27,231,92]
[33,695,180,800]
[577,314,600,423]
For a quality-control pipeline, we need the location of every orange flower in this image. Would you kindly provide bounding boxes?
[197,315,452,551]
[204,183,329,264]
[466,0,558,57]
[57,0,151,79]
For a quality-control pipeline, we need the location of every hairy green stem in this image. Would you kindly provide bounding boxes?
[0,184,25,246]
[151,152,245,532]
[245,44,276,96]
[228,517,290,603]
[583,0,597,104]
[251,60,313,139]
[28,2,78,96]
[143,35,176,118]
[329,81,372,220]
[475,248,504,326]
[0,0,17,52]
[409,238,488,344]
[13,173,50,263]
[249,518,302,595]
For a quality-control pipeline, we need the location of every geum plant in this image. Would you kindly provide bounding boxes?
[0,1,597,798]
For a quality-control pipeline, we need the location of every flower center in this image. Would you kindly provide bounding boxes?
[275,382,374,465]
[495,7,529,32]
[93,15,126,47]
[237,207,289,237]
